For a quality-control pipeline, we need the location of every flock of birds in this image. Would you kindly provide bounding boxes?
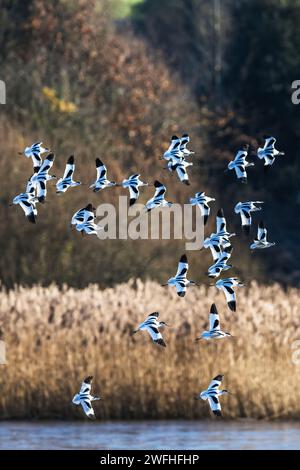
[13,133,284,419]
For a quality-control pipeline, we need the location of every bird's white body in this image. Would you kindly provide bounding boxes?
[12,187,38,224]
[189,192,215,226]
[28,153,56,203]
[75,207,102,236]
[167,158,193,185]
[207,246,232,278]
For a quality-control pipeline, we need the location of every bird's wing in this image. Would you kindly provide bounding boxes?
[179,134,189,151]
[208,395,222,416]
[62,155,75,180]
[166,136,181,153]
[79,378,92,395]
[37,153,55,174]
[240,208,251,227]
[83,210,95,223]
[175,254,188,278]
[175,164,189,183]
[153,181,166,200]
[96,159,107,181]
[145,325,166,347]
[175,280,187,297]
[234,165,246,179]
[264,136,276,149]
[19,200,35,217]
[257,223,267,241]
[223,285,236,309]
[36,180,47,200]
[209,304,220,331]
[216,210,227,233]
[128,184,140,205]
[207,374,223,391]
[80,399,96,419]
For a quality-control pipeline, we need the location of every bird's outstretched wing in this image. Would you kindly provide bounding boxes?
[79,376,93,395]
[62,155,75,180]
[80,399,96,419]
[207,374,223,391]
[223,285,236,311]
[257,222,267,241]
[37,153,55,175]
[175,254,188,278]
[145,325,166,347]
[216,209,227,233]
[128,184,139,206]
[208,395,222,416]
[209,304,220,331]
[153,180,166,200]
[95,158,107,181]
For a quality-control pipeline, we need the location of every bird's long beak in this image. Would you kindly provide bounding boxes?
[194,337,202,342]
[8,203,13,206]
[209,284,215,287]
[161,284,168,287]
[18,152,23,155]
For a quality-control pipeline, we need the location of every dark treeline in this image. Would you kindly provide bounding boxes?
[0,0,299,287]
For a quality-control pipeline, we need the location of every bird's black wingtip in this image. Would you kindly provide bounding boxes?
[210,303,218,315]
[27,214,36,224]
[203,215,208,226]
[83,376,93,384]
[95,158,103,167]
[180,254,187,264]
[178,291,186,297]
[213,374,224,381]
[171,135,179,140]
[67,155,75,164]
[228,301,236,312]
[154,180,161,187]
[242,225,250,235]
[213,410,222,417]
[259,221,265,229]
[217,208,224,217]
[129,198,136,207]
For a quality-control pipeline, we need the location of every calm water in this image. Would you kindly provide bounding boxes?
[0,421,299,450]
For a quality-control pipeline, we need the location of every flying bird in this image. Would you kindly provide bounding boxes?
[162,254,197,297]
[257,135,284,170]
[250,221,275,250]
[226,144,254,183]
[214,277,244,312]
[28,153,56,203]
[19,142,50,170]
[90,158,116,192]
[145,180,172,212]
[234,201,264,234]
[118,173,149,206]
[207,245,232,278]
[195,304,232,341]
[216,209,236,247]
[195,374,230,417]
[72,376,100,419]
[162,135,182,161]
[190,192,215,225]
[167,158,192,185]
[71,203,95,226]
[75,205,101,236]
[11,186,38,224]
[56,155,81,194]
[132,312,168,347]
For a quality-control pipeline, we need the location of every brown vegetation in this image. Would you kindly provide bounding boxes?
[0,281,299,419]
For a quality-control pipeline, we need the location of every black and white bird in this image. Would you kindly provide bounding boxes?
[214,277,244,312]
[19,142,50,170]
[257,135,284,170]
[195,374,230,417]
[75,205,101,236]
[250,221,275,250]
[167,158,192,185]
[132,312,168,347]
[56,155,81,194]
[227,144,254,183]
[90,158,116,192]
[204,209,235,261]
[145,180,172,211]
[189,192,215,226]
[234,201,264,234]
[72,376,100,420]
[118,174,149,206]
[12,186,38,224]
[203,233,224,261]
[28,153,56,203]
[195,304,232,341]
[162,254,197,297]
[71,203,95,226]
[207,245,232,278]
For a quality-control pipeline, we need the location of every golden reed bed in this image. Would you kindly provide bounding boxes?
[0,280,299,420]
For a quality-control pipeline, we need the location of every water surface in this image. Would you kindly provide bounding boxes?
[0,421,299,450]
